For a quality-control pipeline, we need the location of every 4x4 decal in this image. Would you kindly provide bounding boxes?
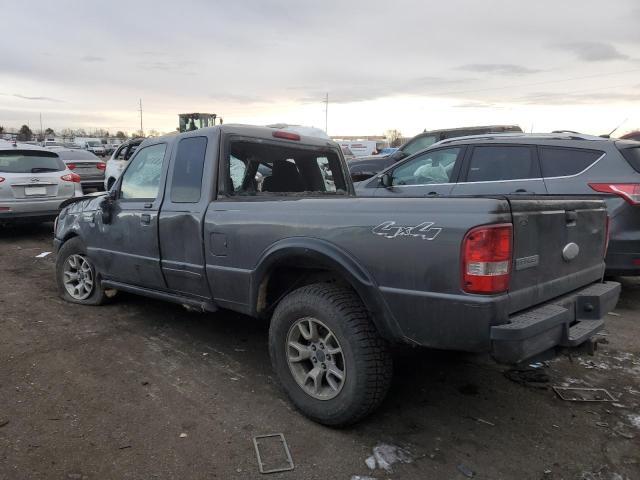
[372,221,442,240]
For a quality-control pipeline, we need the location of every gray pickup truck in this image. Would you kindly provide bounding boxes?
[53,125,620,426]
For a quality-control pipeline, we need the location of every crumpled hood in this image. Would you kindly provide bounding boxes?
[59,192,107,212]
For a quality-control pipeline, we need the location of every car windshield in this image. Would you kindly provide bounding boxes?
[58,150,100,161]
[402,135,438,156]
[87,141,101,147]
[0,150,65,173]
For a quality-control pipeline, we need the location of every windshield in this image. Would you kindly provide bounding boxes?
[402,135,438,156]
[0,150,65,173]
[87,141,102,147]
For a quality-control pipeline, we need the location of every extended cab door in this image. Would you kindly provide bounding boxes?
[451,144,547,195]
[158,133,215,298]
[94,141,169,289]
[367,147,463,197]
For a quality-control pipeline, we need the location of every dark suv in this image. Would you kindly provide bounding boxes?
[348,125,522,182]
[357,133,640,275]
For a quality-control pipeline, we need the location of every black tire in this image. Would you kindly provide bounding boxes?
[269,283,393,426]
[56,237,107,306]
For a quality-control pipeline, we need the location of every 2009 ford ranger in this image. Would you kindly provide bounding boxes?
[54,125,620,426]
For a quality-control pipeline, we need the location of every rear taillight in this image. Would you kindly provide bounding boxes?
[66,163,76,170]
[97,162,106,170]
[0,177,4,183]
[61,173,81,183]
[462,223,513,294]
[589,183,640,205]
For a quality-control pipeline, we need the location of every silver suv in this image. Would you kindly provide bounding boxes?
[357,133,640,275]
[0,141,81,223]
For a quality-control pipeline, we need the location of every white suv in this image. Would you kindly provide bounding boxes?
[104,138,143,190]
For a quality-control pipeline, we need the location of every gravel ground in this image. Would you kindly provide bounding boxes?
[0,222,639,480]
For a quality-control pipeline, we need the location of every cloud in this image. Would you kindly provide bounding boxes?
[553,42,629,61]
[457,64,540,75]
[81,55,105,62]
[12,94,64,102]
[518,90,640,105]
[297,76,472,104]
[454,101,502,108]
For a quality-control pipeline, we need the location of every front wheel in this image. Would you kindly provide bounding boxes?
[56,237,107,305]
[269,283,393,426]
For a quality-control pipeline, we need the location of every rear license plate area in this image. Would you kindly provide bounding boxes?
[25,186,47,196]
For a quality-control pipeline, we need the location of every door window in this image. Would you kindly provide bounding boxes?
[120,144,167,200]
[539,147,602,177]
[391,148,460,186]
[466,146,536,182]
[170,137,207,203]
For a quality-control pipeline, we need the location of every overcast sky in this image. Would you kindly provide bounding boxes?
[1,0,639,137]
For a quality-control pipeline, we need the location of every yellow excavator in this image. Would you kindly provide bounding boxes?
[178,113,222,133]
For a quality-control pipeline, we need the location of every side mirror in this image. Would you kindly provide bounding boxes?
[379,173,393,188]
[100,191,117,224]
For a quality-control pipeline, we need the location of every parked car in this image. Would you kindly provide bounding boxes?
[54,125,618,426]
[357,132,640,275]
[377,147,399,156]
[348,125,523,181]
[0,141,81,223]
[104,138,144,190]
[54,149,106,192]
[75,138,106,157]
[620,131,640,142]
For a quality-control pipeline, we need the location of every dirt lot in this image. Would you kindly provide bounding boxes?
[1,223,639,480]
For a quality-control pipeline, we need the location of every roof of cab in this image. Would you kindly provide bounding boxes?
[154,124,338,149]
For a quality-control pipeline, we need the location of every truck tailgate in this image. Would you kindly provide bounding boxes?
[507,197,607,314]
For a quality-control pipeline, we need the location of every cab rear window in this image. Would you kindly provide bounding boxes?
[620,147,640,173]
[0,150,65,173]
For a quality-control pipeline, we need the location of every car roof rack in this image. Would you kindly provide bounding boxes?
[434,132,605,146]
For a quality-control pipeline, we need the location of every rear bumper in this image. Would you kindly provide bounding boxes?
[0,198,67,221]
[491,281,620,364]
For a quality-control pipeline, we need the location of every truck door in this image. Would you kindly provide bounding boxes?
[158,134,213,298]
[94,142,169,289]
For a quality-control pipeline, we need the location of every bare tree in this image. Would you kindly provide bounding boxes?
[384,129,403,147]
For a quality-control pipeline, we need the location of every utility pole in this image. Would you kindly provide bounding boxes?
[39,113,43,140]
[139,99,144,137]
[325,93,329,134]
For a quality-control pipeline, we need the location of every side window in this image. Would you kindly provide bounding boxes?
[116,146,128,160]
[539,147,602,177]
[467,146,535,182]
[391,148,460,186]
[170,136,207,203]
[125,144,139,160]
[120,144,167,200]
[226,141,347,195]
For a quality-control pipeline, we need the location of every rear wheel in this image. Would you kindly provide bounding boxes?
[269,283,393,426]
[56,237,107,305]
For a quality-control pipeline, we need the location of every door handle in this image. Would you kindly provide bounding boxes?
[141,214,151,225]
[425,191,439,197]
[511,189,531,194]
